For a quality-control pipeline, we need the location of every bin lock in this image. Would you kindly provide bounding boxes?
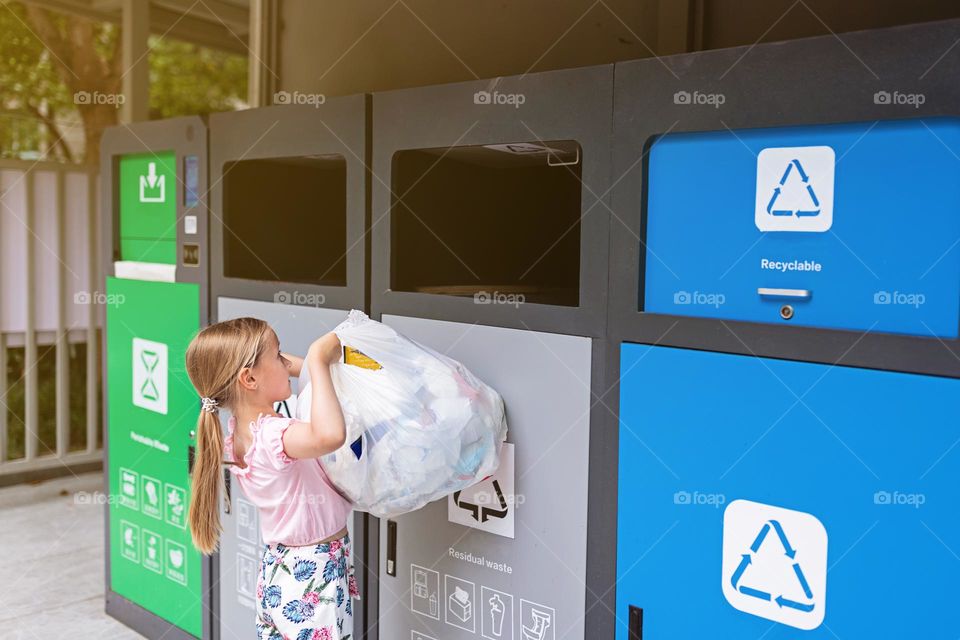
[758,288,811,322]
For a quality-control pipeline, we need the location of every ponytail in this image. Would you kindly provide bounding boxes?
[188,408,224,554]
[184,315,271,555]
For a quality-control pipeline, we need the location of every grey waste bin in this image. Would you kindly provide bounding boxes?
[207,98,371,639]
[366,65,614,640]
[608,18,960,640]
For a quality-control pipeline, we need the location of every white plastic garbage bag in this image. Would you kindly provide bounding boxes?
[296,309,508,518]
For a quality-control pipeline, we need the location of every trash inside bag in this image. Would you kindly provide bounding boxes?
[296,309,508,518]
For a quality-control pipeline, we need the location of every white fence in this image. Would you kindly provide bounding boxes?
[0,159,102,481]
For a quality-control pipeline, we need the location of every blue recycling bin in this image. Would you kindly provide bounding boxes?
[608,18,960,640]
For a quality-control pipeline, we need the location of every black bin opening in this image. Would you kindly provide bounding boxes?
[222,156,347,285]
[390,141,583,307]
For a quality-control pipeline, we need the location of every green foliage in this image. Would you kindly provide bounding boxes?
[0,2,74,158]
[0,1,247,162]
[3,337,101,460]
[149,36,248,119]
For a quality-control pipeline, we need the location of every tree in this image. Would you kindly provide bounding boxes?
[149,36,248,120]
[21,2,123,164]
[0,2,79,161]
[0,1,247,164]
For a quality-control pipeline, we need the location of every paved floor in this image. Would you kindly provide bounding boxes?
[0,471,144,639]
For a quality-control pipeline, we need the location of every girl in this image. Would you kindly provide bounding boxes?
[185,317,359,640]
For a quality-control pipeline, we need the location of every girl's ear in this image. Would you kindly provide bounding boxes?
[237,367,257,392]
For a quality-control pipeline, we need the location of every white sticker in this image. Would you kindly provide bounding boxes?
[120,520,140,563]
[444,574,476,633]
[139,162,166,203]
[481,586,514,640]
[165,539,188,585]
[132,337,168,415]
[722,499,828,630]
[520,598,555,640]
[755,146,835,232]
[237,553,258,604]
[184,215,198,235]
[142,529,163,574]
[164,483,187,529]
[119,468,139,510]
[410,564,441,621]
[448,443,515,538]
[236,498,259,544]
[141,475,162,519]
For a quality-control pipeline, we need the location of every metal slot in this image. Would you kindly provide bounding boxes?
[757,287,811,300]
[547,146,580,167]
[386,520,397,577]
[182,242,200,266]
[223,468,232,514]
[628,605,643,640]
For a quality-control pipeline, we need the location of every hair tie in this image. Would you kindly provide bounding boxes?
[201,397,219,413]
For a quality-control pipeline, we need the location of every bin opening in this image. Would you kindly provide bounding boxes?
[222,155,347,285]
[390,140,583,306]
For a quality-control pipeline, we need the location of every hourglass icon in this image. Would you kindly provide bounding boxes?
[133,338,168,414]
[139,350,160,401]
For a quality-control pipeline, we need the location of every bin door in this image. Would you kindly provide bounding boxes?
[616,344,960,639]
[106,276,202,636]
[377,315,593,640]
[215,297,351,638]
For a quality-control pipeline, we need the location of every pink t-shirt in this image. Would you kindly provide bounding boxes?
[224,412,353,546]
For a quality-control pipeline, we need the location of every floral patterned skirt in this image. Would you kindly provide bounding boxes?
[256,532,360,640]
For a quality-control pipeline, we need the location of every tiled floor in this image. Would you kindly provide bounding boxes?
[0,472,144,639]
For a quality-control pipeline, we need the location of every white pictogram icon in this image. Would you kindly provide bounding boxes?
[139,162,166,203]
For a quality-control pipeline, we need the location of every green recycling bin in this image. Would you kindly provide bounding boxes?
[101,117,211,639]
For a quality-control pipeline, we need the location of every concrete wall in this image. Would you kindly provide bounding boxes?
[275,0,960,96]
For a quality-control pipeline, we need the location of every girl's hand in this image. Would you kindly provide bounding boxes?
[280,352,304,378]
[307,332,343,366]
[282,332,348,460]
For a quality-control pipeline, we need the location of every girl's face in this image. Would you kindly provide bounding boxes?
[251,330,292,403]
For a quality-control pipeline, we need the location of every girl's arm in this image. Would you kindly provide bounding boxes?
[280,334,347,459]
[281,352,304,378]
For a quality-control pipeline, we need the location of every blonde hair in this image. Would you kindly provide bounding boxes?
[184,317,271,554]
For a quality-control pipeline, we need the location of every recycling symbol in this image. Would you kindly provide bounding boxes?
[729,519,816,613]
[452,479,509,523]
[765,159,821,218]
